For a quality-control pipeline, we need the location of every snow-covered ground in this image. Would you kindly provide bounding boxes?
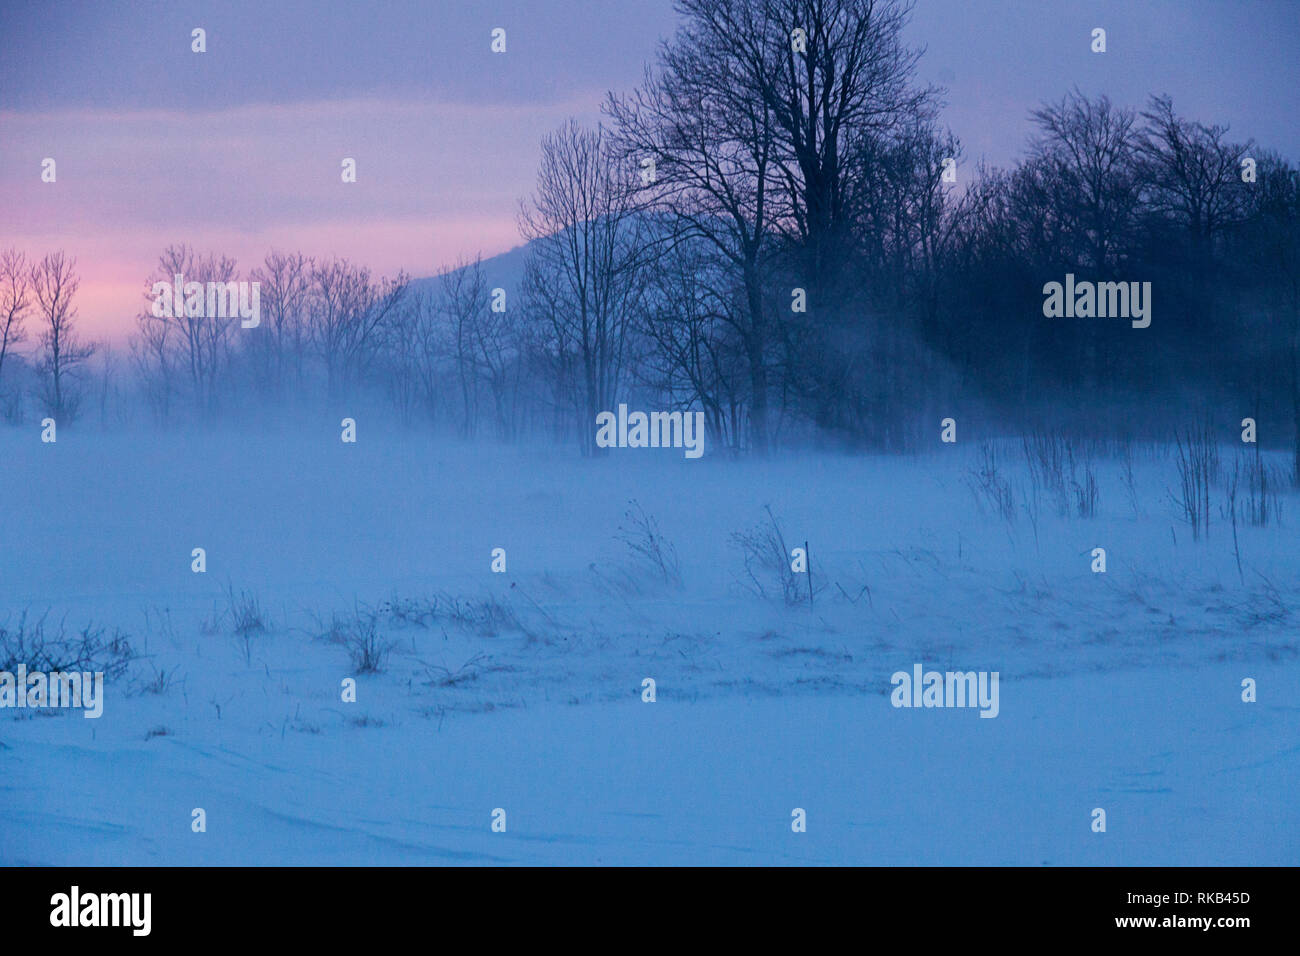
[2,425,1297,864]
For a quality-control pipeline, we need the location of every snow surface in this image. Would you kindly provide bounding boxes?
[2,425,1297,864]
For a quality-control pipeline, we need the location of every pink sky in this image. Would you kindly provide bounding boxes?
[0,97,601,343]
[4,0,1295,348]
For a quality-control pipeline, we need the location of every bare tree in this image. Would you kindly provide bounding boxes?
[380,259,521,437]
[836,115,968,446]
[438,255,488,437]
[475,312,527,441]
[309,258,408,399]
[519,120,651,456]
[1238,152,1300,483]
[130,305,177,423]
[1027,90,1142,395]
[92,343,119,427]
[1029,89,1141,272]
[30,251,94,420]
[608,11,782,451]
[520,258,584,442]
[1136,95,1251,263]
[675,0,933,294]
[648,0,936,437]
[137,244,240,416]
[0,249,31,396]
[248,250,313,397]
[382,286,446,426]
[637,236,749,448]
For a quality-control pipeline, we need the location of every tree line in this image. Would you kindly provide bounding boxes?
[2,0,1297,476]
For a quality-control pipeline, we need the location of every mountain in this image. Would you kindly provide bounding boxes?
[407,242,530,298]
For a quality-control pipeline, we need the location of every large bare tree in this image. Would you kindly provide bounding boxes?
[1029,89,1141,273]
[608,9,782,450]
[632,0,936,437]
[1136,94,1251,260]
[675,0,932,294]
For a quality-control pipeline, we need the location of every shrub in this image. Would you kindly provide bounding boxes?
[0,611,133,678]
[731,505,804,605]
[617,499,682,587]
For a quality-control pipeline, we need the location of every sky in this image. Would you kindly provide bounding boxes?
[1,0,1297,343]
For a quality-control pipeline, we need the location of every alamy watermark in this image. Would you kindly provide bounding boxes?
[0,665,104,718]
[891,663,999,718]
[151,273,261,328]
[1042,273,1151,328]
[595,404,705,459]
[50,886,151,936]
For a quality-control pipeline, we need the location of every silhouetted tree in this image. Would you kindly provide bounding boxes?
[31,251,94,421]
[520,120,651,455]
